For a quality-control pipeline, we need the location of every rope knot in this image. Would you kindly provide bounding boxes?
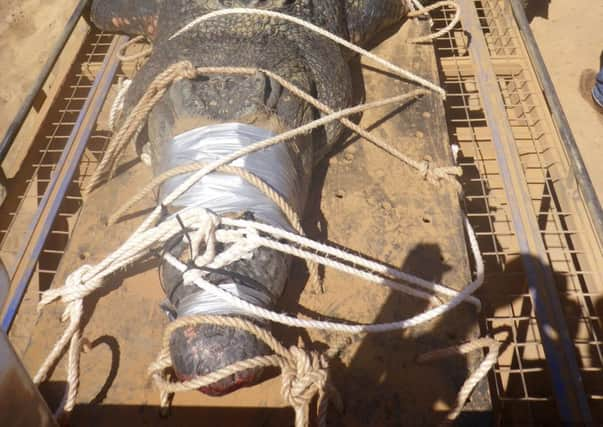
[65,264,94,287]
[187,208,220,266]
[174,61,198,81]
[419,159,433,180]
[280,346,329,411]
[418,159,463,189]
[38,265,95,312]
[433,165,463,180]
[213,227,263,265]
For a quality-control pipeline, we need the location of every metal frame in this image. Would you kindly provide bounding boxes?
[1,35,125,332]
[434,0,603,423]
[508,0,603,253]
[454,1,592,422]
[0,0,90,161]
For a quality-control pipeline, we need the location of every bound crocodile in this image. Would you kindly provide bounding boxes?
[89,0,412,395]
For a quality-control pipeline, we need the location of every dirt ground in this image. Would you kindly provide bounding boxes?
[0,0,78,136]
[528,0,603,199]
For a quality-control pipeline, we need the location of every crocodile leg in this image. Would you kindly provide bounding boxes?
[344,0,410,45]
[90,0,160,39]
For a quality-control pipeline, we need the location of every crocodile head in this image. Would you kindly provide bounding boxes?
[90,0,411,396]
[145,47,316,397]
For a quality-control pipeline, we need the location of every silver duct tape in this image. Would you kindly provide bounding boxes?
[158,123,302,231]
[159,123,300,317]
[175,282,273,318]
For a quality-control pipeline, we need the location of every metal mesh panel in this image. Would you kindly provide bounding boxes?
[0,30,119,291]
[433,1,603,423]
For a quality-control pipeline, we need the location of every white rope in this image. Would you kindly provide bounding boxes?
[34,201,485,416]
[222,217,482,310]
[127,92,441,239]
[418,337,500,425]
[162,213,483,334]
[408,0,435,27]
[108,78,131,132]
[408,1,462,44]
[169,8,446,99]
[34,206,483,409]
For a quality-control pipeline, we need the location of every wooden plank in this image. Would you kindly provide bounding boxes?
[303,17,491,425]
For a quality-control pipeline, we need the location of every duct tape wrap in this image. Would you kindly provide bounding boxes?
[158,123,303,231]
[162,281,275,320]
[158,123,302,318]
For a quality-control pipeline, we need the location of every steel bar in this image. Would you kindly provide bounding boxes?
[455,0,593,423]
[0,0,90,162]
[1,35,126,332]
[509,0,603,252]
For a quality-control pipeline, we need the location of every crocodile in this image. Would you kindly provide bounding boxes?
[89,0,412,395]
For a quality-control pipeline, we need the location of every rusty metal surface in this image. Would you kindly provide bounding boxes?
[0,331,57,427]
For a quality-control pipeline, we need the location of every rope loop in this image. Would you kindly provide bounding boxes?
[117,35,154,62]
[407,1,462,44]
[280,346,328,409]
[418,159,463,190]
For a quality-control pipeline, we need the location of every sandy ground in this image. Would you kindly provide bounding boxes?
[529,1,603,200]
[0,0,78,136]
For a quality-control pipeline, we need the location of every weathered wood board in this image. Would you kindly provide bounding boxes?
[10,17,490,426]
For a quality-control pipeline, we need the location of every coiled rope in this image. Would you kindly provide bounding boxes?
[116,35,153,62]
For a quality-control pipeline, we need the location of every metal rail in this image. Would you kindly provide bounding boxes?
[508,0,603,252]
[0,0,90,162]
[455,0,592,422]
[1,36,125,332]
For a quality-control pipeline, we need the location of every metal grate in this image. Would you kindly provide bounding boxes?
[0,30,118,291]
[433,1,603,424]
